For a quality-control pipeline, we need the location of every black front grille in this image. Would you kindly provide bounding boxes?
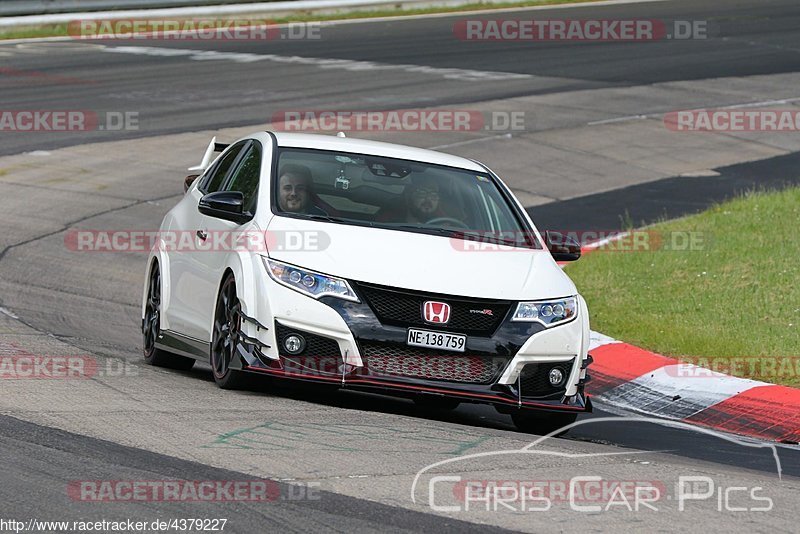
[353,282,511,336]
[361,342,506,384]
[275,322,342,377]
[518,360,574,399]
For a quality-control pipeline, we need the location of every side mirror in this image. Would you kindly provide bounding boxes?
[545,231,581,262]
[198,191,250,224]
[184,174,200,193]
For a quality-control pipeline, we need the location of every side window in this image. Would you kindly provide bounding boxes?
[200,142,245,194]
[224,142,262,214]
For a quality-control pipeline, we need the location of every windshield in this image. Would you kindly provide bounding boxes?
[272,148,541,248]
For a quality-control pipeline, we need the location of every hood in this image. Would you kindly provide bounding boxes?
[265,216,577,301]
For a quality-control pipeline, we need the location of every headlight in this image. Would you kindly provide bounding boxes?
[263,258,358,302]
[512,297,577,327]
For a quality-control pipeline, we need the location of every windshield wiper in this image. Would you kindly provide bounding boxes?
[304,213,343,223]
[452,229,533,248]
[395,225,457,236]
[304,213,375,227]
[397,226,517,243]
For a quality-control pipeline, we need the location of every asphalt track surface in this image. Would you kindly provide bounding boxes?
[2,0,800,531]
[1,0,800,155]
[0,414,510,533]
[530,150,800,230]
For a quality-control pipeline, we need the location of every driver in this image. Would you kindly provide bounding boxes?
[277,163,326,215]
[375,175,462,225]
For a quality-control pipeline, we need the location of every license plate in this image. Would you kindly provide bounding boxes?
[407,328,466,352]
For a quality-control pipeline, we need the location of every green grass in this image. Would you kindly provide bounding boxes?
[566,187,800,387]
[0,0,608,40]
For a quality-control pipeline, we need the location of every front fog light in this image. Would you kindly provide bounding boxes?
[284,334,306,355]
[511,297,577,327]
[549,368,565,386]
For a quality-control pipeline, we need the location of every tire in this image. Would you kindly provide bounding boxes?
[510,410,578,436]
[413,396,461,411]
[143,262,195,370]
[210,275,253,390]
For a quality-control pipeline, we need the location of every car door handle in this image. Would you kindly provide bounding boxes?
[196,230,208,241]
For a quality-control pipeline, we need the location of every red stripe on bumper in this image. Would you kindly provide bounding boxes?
[245,366,587,412]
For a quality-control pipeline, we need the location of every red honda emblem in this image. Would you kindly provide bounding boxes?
[423,301,451,324]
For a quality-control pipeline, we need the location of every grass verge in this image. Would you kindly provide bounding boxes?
[566,187,800,387]
[1,0,608,40]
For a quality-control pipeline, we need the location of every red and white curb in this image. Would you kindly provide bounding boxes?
[586,331,800,444]
[562,233,799,443]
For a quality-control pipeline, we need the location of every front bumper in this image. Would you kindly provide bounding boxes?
[235,270,592,413]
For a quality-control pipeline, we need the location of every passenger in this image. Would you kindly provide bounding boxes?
[405,178,442,224]
[277,164,326,215]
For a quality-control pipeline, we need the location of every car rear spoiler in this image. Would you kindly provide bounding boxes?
[187,137,230,172]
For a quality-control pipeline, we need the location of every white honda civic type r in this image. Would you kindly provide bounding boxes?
[142,131,592,434]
